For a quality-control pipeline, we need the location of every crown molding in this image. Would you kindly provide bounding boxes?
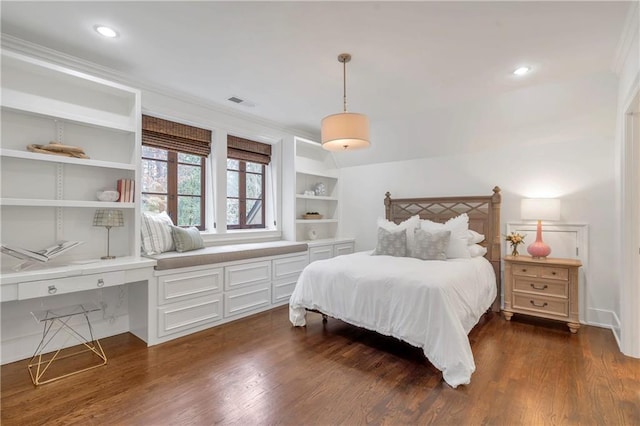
[612,2,639,75]
[0,34,319,141]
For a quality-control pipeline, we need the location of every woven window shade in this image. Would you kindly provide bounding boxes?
[227,135,272,165]
[142,115,211,157]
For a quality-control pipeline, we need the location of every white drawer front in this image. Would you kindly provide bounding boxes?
[18,271,125,300]
[224,283,270,318]
[272,254,308,280]
[225,261,271,291]
[334,242,355,257]
[157,294,222,338]
[158,268,222,305]
[309,245,333,263]
[272,278,298,304]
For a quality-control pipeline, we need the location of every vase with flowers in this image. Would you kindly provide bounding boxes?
[505,232,526,256]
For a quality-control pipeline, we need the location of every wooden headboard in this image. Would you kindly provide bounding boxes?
[384,186,502,312]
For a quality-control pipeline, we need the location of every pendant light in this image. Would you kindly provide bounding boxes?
[321,53,370,151]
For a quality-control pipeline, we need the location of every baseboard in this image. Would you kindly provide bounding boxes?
[586,307,616,330]
[610,310,622,349]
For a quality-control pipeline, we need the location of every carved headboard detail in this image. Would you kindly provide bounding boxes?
[384,186,502,312]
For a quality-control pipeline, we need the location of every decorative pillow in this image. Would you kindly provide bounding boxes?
[171,226,205,252]
[141,211,175,255]
[467,229,485,245]
[413,229,451,260]
[376,215,420,256]
[372,227,407,257]
[420,214,471,259]
[468,244,487,257]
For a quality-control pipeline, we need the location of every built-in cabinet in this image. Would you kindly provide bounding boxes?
[0,50,141,264]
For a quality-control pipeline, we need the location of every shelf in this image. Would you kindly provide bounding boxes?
[0,149,136,170]
[0,198,135,208]
[296,219,338,224]
[295,194,338,201]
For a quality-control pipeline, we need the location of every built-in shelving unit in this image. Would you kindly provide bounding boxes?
[0,50,142,267]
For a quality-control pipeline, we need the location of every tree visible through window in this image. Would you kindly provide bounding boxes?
[142,146,206,229]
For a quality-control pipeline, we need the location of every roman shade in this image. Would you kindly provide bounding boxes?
[227,135,272,165]
[142,115,212,157]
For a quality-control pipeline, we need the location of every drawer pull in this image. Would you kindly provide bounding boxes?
[530,300,548,308]
[48,285,57,295]
[521,269,527,272]
[97,278,105,287]
[530,283,548,290]
[551,271,557,275]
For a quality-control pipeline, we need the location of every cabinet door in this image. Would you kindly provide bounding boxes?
[224,261,271,291]
[158,268,222,306]
[309,245,333,263]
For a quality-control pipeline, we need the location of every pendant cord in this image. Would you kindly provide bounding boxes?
[343,59,347,112]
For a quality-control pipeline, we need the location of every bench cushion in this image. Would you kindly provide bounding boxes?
[147,241,309,270]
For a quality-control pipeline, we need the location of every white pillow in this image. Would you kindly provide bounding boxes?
[467,229,485,245]
[141,211,175,255]
[377,215,420,257]
[420,213,471,259]
[468,244,487,257]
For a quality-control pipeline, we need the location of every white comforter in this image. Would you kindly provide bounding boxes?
[289,251,497,388]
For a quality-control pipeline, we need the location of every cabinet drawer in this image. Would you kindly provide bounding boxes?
[540,266,569,281]
[512,264,540,278]
[513,293,568,318]
[272,277,299,304]
[513,277,568,298]
[18,271,124,300]
[158,268,222,305]
[334,242,355,257]
[157,294,222,338]
[225,261,271,291]
[224,282,270,318]
[309,245,333,263]
[272,254,308,280]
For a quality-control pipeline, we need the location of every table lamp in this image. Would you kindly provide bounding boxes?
[521,198,560,259]
[93,209,124,259]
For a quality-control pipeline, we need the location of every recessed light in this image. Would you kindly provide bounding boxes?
[95,25,118,38]
[513,66,531,76]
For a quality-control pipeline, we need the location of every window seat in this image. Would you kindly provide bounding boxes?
[146,241,309,271]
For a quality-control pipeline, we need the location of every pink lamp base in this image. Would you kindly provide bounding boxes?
[527,241,551,258]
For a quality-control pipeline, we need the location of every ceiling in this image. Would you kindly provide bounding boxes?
[0,1,631,168]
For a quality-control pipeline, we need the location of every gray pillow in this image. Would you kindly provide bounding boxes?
[372,227,407,257]
[171,226,204,252]
[413,229,451,260]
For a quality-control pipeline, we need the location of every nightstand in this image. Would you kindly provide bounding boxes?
[503,255,582,333]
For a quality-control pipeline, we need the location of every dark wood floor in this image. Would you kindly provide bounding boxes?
[2,306,639,425]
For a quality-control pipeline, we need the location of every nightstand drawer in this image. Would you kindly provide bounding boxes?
[513,277,568,297]
[513,293,568,317]
[512,264,540,278]
[540,266,569,281]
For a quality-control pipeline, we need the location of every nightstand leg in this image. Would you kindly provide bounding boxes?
[503,311,513,321]
[568,323,580,334]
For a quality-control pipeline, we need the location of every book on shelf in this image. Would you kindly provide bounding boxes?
[116,178,135,203]
[0,241,84,263]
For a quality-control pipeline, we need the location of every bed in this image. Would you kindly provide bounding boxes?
[289,187,502,388]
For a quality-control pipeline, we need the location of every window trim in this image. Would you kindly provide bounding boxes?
[227,159,266,230]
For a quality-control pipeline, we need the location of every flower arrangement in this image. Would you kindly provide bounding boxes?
[505,232,526,256]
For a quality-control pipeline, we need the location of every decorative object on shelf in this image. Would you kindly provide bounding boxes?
[321,53,370,151]
[303,212,323,220]
[27,141,89,159]
[313,182,326,196]
[304,190,315,196]
[93,209,124,260]
[96,190,120,202]
[505,232,525,256]
[307,229,318,240]
[521,198,560,258]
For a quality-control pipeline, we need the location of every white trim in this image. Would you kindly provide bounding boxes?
[612,2,639,74]
[611,310,622,348]
[587,308,618,331]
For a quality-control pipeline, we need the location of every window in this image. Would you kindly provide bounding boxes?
[141,115,211,230]
[226,135,272,230]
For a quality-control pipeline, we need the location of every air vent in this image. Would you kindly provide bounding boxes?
[227,96,256,108]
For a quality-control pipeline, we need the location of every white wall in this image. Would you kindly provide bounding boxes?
[339,72,619,327]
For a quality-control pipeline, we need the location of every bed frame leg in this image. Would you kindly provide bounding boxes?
[321,314,328,323]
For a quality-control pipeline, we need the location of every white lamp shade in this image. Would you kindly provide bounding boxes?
[521,198,561,221]
[321,112,370,151]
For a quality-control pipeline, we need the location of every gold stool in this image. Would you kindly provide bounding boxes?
[28,303,107,385]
